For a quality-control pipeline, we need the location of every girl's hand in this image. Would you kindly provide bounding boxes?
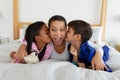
[10,51,16,59]
[14,44,27,63]
[70,45,78,56]
[91,51,107,70]
[14,51,27,63]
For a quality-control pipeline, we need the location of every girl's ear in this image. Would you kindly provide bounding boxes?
[35,35,41,41]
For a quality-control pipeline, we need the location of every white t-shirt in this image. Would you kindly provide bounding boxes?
[49,41,69,61]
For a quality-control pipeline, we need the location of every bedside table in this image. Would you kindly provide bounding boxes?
[0,37,9,44]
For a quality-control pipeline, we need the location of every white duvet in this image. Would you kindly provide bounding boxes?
[0,41,120,80]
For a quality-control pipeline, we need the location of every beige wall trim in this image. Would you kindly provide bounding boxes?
[100,0,107,40]
[13,0,19,40]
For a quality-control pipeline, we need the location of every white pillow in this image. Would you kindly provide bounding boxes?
[19,24,28,42]
[19,25,103,43]
[89,26,103,43]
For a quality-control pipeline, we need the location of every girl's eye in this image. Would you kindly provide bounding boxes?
[46,32,48,34]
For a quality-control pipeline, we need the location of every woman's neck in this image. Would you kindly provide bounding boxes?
[53,40,66,54]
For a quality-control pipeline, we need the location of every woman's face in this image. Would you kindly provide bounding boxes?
[49,21,66,46]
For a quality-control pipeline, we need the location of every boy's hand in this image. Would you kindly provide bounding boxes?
[70,45,78,56]
[78,62,86,68]
[91,51,107,70]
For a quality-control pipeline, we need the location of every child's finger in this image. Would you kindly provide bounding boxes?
[20,58,25,63]
[91,62,95,70]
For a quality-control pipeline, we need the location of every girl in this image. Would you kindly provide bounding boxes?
[10,21,52,63]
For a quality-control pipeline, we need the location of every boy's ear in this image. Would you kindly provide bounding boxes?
[74,34,81,41]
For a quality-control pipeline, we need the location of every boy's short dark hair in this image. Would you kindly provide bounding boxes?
[68,20,92,43]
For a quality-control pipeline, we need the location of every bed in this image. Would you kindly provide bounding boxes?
[0,40,120,80]
[0,0,120,80]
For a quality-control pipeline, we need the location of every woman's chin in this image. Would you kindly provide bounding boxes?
[53,41,63,46]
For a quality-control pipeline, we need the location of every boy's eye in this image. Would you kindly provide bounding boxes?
[67,31,69,33]
[45,31,49,34]
[67,30,69,32]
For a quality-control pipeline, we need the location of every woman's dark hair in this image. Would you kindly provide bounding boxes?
[68,20,92,43]
[48,15,67,28]
[25,21,46,61]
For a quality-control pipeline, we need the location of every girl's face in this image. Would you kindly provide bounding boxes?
[38,25,51,43]
[49,21,66,46]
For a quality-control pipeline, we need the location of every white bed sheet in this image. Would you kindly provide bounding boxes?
[0,40,120,80]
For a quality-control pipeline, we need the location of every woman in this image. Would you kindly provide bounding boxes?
[48,15,69,61]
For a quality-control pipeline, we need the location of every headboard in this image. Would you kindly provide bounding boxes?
[13,0,107,41]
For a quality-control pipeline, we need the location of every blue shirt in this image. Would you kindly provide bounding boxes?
[68,41,112,72]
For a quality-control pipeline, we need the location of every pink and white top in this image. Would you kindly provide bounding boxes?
[23,40,52,61]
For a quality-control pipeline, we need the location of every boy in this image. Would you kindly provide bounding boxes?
[66,20,112,72]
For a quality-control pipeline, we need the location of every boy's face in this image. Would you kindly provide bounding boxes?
[66,27,76,44]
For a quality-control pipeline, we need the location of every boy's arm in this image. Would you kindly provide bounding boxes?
[88,41,107,70]
[70,45,78,57]
[14,44,27,63]
[88,41,104,56]
[91,51,107,70]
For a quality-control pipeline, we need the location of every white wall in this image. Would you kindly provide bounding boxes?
[0,0,120,42]
[105,0,120,42]
[19,0,101,24]
[0,0,13,41]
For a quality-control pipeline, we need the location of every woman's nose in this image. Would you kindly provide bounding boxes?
[56,31,61,36]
